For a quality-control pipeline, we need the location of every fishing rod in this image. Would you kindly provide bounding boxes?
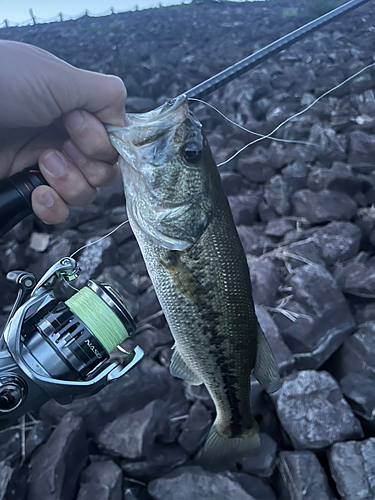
[183,0,373,99]
[0,0,372,428]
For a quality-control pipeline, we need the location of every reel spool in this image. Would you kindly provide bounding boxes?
[0,257,143,428]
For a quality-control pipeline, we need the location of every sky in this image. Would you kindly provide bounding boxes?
[0,0,189,24]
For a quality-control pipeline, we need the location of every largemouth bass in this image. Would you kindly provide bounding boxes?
[107,95,280,466]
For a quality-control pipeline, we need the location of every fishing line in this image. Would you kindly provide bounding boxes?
[190,60,375,167]
[188,97,316,148]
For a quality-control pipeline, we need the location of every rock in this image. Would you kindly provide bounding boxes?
[177,401,212,455]
[255,305,295,376]
[274,264,355,368]
[329,438,375,500]
[240,433,277,477]
[75,236,116,287]
[330,322,375,381]
[340,373,375,432]
[248,259,280,307]
[231,473,277,500]
[273,370,363,450]
[1,242,26,274]
[312,221,361,265]
[25,421,51,459]
[220,172,250,196]
[282,161,309,192]
[148,466,257,500]
[228,191,260,226]
[95,400,166,459]
[348,130,375,168]
[29,232,50,252]
[279,239,325,267]
[0,462,28,500]
[185,384,215,412]
[28,412,88,500]
[237,226,273,256]
[121,444,188,481]
[278,451,336,500]
[292,189,357,224]
[263,175,292,216]
[335,262,375,296]
[76,461,122,500]
[0,428,21,464]
[308,124,347,167]
[264,219,295,238]
[236,146,276,184]
[40,357,185,436]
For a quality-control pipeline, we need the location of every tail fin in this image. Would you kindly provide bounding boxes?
[198,420,260,469]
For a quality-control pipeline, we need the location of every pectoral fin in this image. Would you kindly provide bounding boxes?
[160,251,202,302]
[170,348,202,385]
[253,325,281,393]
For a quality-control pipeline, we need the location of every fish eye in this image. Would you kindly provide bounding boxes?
[182,143,202,164]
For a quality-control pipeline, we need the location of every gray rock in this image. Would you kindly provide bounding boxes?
[77,461,122,500]
[329,438,375,500]
[278,451,335,500]
[330,322,375,381]
[220,172,250,196]
[263,175,292,216]
[237,226,274,256]
[178,401,212,455]
[340,373,375,431]
[236,147,276,184]
[249,259,280,307]
[121,444,188,481]
[0,462,27,500]
[282,161,309,192]
[292,189,357,224]
[308,124,347,167]
[96,400,166,459]
[228,192,260,226]
[348,130,375,168]
[40,357,185,435]
[25,421,51,459]
[312,221,361,265]
[28,412,88,500]
[274,264,355,368]
[273,370,363,450]
[148,466,257,500]
[75,236,116,287]
[0,428,21,464]
[255,305,295,376]
[265,219,295,238]
[335,262,375,296]
[307,167,337,191]
[240,433,277,477]
[185,383,215,412]
[231,473,277,500]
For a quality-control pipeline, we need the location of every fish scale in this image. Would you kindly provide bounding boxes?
[107,95,280,466]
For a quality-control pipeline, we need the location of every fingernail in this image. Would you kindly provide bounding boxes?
[40,192,54,208]
[42,151,66,176]
[63,140,86,165]
[65,110,85,131]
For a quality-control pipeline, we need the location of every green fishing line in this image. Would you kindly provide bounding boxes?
[65,287,128,354]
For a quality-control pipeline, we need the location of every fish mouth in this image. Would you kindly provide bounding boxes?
[106,95,187,133]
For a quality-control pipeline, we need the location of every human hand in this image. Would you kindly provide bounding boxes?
[0,40,128,224]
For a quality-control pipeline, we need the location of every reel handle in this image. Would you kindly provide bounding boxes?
[0,166,47,238]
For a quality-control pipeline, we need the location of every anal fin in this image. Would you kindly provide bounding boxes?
[253,325,281,393]
[170,348,202,386]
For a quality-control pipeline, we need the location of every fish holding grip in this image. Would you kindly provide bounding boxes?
[0,166,47,237]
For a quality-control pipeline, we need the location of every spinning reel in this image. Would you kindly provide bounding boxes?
[0,257,144,429]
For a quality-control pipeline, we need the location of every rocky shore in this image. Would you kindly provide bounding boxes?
[1,0,375,498]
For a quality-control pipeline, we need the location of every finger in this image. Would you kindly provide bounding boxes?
[38,149,97,207]
[32,185,69,225]
[63,109,118,162]
[62,139,120,188]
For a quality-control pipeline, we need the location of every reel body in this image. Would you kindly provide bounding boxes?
[0,257,143,429]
